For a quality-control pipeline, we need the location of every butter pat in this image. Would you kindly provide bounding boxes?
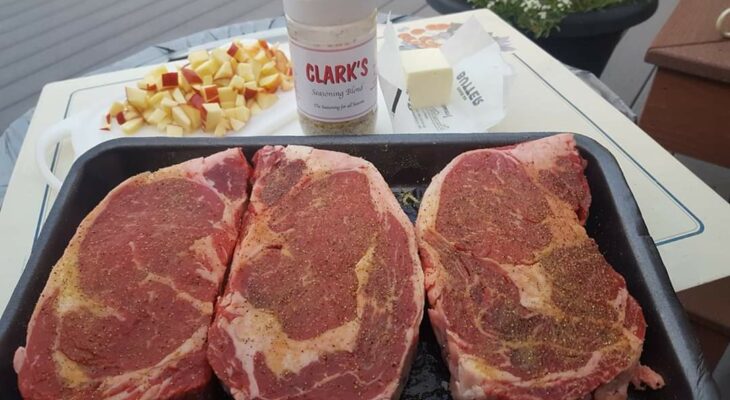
[401,48,453,109]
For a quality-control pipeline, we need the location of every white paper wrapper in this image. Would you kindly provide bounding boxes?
[378,17,512,133]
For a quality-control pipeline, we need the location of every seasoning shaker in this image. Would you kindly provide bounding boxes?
[283,0,377,135]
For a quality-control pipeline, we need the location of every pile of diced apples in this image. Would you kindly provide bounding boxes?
[103,39,293,136]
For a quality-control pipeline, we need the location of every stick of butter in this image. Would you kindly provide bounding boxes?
[401,48,453,109]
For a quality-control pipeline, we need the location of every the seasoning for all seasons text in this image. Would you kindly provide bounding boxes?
[284,0,377,134]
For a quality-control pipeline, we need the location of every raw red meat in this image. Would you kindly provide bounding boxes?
[14,149,251,399]
[416,134,663,400]
[207,145,424,400]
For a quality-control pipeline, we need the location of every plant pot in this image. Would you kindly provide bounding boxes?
[426,0,658,76]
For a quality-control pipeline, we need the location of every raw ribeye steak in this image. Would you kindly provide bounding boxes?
[416,134,664,400]
[208,145,424,400]
[15,149,251,399]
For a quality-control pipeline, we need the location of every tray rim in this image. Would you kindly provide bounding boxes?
[0,132,719,399]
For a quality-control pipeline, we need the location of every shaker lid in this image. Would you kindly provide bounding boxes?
[283,0,376,27]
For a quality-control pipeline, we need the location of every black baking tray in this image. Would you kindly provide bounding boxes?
[0,133,719,400]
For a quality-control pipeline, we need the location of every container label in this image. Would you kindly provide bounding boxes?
[289,35,377,122]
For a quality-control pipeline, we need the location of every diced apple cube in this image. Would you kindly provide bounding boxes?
[214,62,233,80]
[161,97,178,108]
[188,49,209,69]
[147,108,168,124]
[236,63,256,81]
[236,62,254,81]
[188,93,204,110]
[235,94,245,107]
[224,106,250,122]
[253,49,268,64]
[243,81,261,100]
[195,59,219,79]
[259,73,282,92]
[229,75,245,90]
[251,61,262,80]
[181,68,203,84]
[172,88,186,104]
[211,48,231,64]
[179,73,192,92]
[161,72,178,88]
[202,75,213,85]
[171,106,192,128]
[202,103,222,132]
[260,61,277,77]
[230,118,246,131]
[125,86,148,109]
[256,92,278,110]
[142,108,155,122]
[166,124,184,137]
[121,118,144,135]
[227,43,241,58]
[149,91,171,106]
[234,49,250,63]
[201,85,219,103]
[180,104,202,130]
[214,119,230,137]
[218,87,236,103]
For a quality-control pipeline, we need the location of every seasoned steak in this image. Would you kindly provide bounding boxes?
[208,145,424,400]
[416,134,664,400]
[15,149,251,399]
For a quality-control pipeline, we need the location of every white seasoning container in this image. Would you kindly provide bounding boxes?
[284,0,377,135]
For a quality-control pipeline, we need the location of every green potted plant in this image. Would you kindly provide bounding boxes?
[427,0,658,76]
